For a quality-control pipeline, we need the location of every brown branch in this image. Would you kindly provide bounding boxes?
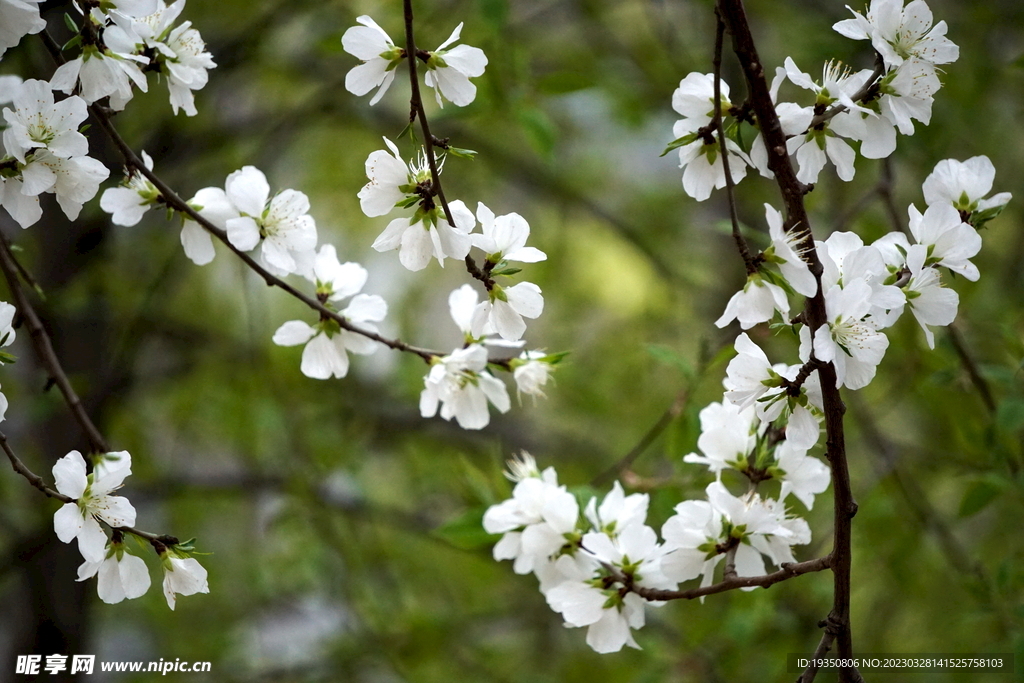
[0,431,179,545]
[712,9,756,275]
[1,431,72,502]
[716,1,858,676]
[402,0,493,290]
[796,624,838,683]
[0,234,109,453]
[634,554,831,601]
[38,30,443,365]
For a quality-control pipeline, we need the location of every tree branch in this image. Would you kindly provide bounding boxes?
[402,0,492,289]
[0,233,109,453]
[39,29,444,366]
[796,623,838,683]
[634,554,830,602]
[712,9,756,275]
[716,1,858,675]
[0,431,179,545]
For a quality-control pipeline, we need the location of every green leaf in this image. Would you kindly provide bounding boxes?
[661,133,698,157]
[397,121,418,143]
[446,147,477,160]
[958,477,1008,517]
[64,12,79,33]
[432,507,493,550]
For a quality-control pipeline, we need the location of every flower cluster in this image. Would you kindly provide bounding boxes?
[483,453,810,652]
[52,450,208,609]
[482,0,1012,655]
[338,13,560,430]
[51,0,215,116]
[0,78,109,228]
[669,0,963,199]
[342,16,487,108]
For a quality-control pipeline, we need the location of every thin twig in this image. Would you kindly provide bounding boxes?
[0,431,179,544]
[0,431,71,501]
[796,625,838,683]
[717,1,858,676]
[402,0,492,289]
[712,9,755,274]
[39,29,444,365]
[0,234,109,453]
[634,554,831,601]
[722,545,738,581]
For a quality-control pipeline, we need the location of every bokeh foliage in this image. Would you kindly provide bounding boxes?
[1,0,1023,681]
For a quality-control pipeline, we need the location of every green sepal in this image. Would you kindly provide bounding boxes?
[490,266,522,277]
[661,132,699,157]
[446,147,477,159]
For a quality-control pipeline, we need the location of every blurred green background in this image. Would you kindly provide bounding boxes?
[1,0,1023,681]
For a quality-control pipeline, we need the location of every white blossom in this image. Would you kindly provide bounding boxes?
[178,185,238,266]
[20,150,110,221]
[774,441,830,510]
[763,204,817,297]
[0,177,41,228]
[484,469,578,576]
[161,555,209,610]
[471,202,546,264]
[779,58,870,183]
[512,350,555,400]
[423,23,488,107]
[922,156,1012,215]
[342,15,404,106]
[2,80,89,164]
[222,166,318,276]
[420,344,510,430]
[833,0,959,71]
[817,232,906,328]
[100,150,159,226]
[670,73,751,200]
[546,525,671,653]
[372,199,474,271]
[583,481,649,537]
[0,0,45,59]
[682,400,757,477]
[470,281,544,342]
[877,58,940,135]
[714,273,790,329]
[50,22,149,111]
[52,450,137,563]
[76,538,151,604]
[907,203,982,281]
[811,279,890,389]
[903,243,958,348]
[127,0,216,116]
[0,300,17,349]
[358,137,422,218]
[272,248,386,380]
